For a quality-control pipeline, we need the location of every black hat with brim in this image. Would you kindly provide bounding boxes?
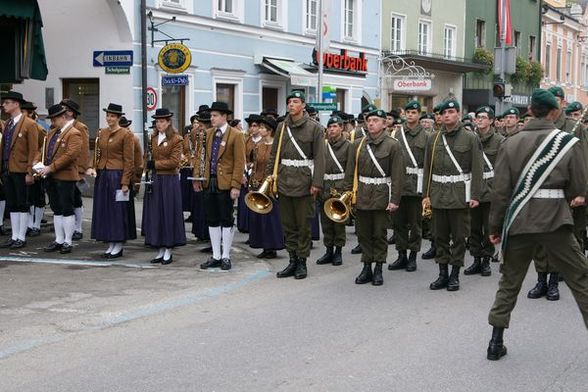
[206,101,233,115]
[259,116,277,131]
[1,91,25,103]
[21,101,37,111]
[119,116,132,127]
[261,108,278,117]
[103,103,125,115]
[245,114,262,124]
[60,98,81,115]
[152,108,173,119]
[46,104,67,119]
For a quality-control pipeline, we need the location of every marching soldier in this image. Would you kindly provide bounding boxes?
[0,91,39,249]
[419,113,435,133]
[266,91,325,280]
[565,101,583,121]
[501,107,519,136]
[486,88,588,361]
[388,100,427,272]
[316,115,353,266]
[464,106,503,277]
[350,109,404,286]
[422,99,484,291]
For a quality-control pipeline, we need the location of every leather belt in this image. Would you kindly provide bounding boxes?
[432,173,472,184]
[359,176,391,185]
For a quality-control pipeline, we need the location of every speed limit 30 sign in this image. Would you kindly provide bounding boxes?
[146,87,157,111]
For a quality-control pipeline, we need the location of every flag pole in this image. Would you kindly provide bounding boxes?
[317,0,324,104]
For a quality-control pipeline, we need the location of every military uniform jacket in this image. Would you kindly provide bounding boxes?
[350,126,366,143]
[266,113,325,197]
[350,131,404,210]
[0,115,39,175]
[397,123,428,197]
[73,120,90,173]
[93,127,135,186]
[193,125,246,191]
[320,136,353,202]
[38,123,82,181]
[489,118,587,236]
[151,133,182,175]
[557,111,588,196]
[477,128,504,203]
[423,123,484,209]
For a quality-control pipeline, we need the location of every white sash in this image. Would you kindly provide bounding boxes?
[326,140,344,174]
[442,134,471,202]
[286,126,313,175]
[399,126,423,194]
[366,143,391,202]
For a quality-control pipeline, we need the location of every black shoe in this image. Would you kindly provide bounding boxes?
[388,250,407,270]
[28,228,41,237]
[372,262,384,286]
[546,273,560,301]
[200,246,213,253]
[464,257,482,275]
[72,231,83,241]
[264,250,277,259]
[422,244,436,259]
[406,251,417,272]
[221,258,231,270]
[316,246,334,265]
[0,239,15,248]
[162,255,174,265]
[10,239,26,249]
[527,273,548,299]
[487,327,508,361]
[387,233,396,245]
[107,249,123,259]
[447,266,461,291]
[480,257,492,277]
[59,243,73,254]
[355,263,373,284]
[294,258,307,279]
[200,257,221,269]
[151,257,163,264]
[332,246,343,266]
[430,264,449,290]
[350,244,362,254]
[277,253,298,278]
[44,241,63,252]
[256,250,269,259]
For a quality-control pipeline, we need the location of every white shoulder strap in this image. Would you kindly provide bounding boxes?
[399,126,418,168]
[366,144,386,177]
[441,134,464,174]
[326,140,344,173]
[482,151,493,171]
[286,126,307,160]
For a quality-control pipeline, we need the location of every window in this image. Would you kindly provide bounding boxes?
[214,0,243,21]
[336,89,347,113]
[264,0,278,23]
[218,0,233,13]
[567,50,572,83]
[343,0,355,40]
[545,43,551,79]
[418,20,431,55]
[514,31,521,56]
[391,14,405,53]
[62,79,99,139]
[216,84,235,118]
[304,0,318,33]
[529,35,536,60]
[556,47,562,83]
[160,0,192,12]
[162,84,186,132]
[262,87,279,114]
[475,19,485,48]
[444,25,456,59]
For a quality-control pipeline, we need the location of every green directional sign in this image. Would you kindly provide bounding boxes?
[105,66,130,75]
[307,102,337,112]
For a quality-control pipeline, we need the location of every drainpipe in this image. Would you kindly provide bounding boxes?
[141,0,148,147]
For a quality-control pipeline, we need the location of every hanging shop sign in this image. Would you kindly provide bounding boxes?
[312,49,368,73]
[158,43,192,74]
[393,79,432,91]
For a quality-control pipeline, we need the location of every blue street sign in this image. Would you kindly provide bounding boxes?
[162,75,189,86]
[93,50,133,67]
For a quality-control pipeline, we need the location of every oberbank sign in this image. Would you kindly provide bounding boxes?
[393,79,432,91]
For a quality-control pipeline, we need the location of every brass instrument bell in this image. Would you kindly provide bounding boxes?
[244,176,274,214]
[324,191,353,223]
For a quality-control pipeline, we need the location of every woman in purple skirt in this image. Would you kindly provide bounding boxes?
[248,116,285,258]
[142,108,186,264]
[89,103,135,258]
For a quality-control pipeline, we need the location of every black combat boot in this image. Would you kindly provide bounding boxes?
[277,253,298,278]
[429,264,449,290]
[527,272,548,299]
[316,246,334,265]
[388,250,407,270]
[355,263,373,284]
[332,246,343,266]
[405,251,417,272]
[294,258,307,280]
[447,266,461,291]
[372,262,384,286]
[487,327,507,361]
[422,241,436,259]
[480,256,492,277]
[387,232,396,245]
[351,244,362,254]
[546,272,560,301]
[464,257,482,275]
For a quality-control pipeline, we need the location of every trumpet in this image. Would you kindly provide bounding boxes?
[324,191,354,223]
[244,176,274,214]
[140,135,153,193]
[180,130,195,169]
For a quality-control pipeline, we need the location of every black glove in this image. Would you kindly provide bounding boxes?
[146,160,156,170]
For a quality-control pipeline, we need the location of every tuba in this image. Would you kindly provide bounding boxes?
[244,176,274,214]
[324,191,353,223]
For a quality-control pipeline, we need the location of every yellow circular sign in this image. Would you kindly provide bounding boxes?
[158,43,192,74]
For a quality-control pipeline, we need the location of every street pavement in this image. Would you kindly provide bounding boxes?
[0,198,586,391]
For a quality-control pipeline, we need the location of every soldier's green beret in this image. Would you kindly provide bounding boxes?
[565,101,583,114]
[475,106,495,118]
[286,91,306,102]
[365,109,387,120]
[531,89,559,110]
[420,113,435,121]
[502,107,520,117]
[327,115,343,126]
[462,114,473,122]
[438,99,460,113]
[362,103,378,113]
[404,100,421,111]
[547,86,565,99]
[433,103,442,114]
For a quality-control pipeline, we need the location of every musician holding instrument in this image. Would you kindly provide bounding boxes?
[317,115,353,267]
[180,114,197,218]
[142,108,186,265]
[189,106,211,243]
[88,103,135,258]
[237,114,262,234]
[266,91,325,280]
[35,104,82,254]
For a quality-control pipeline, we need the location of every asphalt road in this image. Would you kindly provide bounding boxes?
[0,199,586,391]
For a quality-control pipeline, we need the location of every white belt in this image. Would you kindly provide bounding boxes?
[359,176,392,185]
[281,159,314,168]
[483,170,494,179]
[406,167,423,175]
[532,188,565,199]
[432,173,472,184]
[324,173,345,181]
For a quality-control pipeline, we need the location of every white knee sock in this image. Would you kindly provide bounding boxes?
[10,212,19,241]
[209,226,222,260]
[34,207,44,230]
[18,213,29,241]
[28,206,34,229]
[221,226,234,259]
[63,215,75,245]
[156,248,165,259]
[0,200,5,227]
[112,242,123,255]
[74,207,83,233]
[163,248,172,260]
[53,215,65,244]
[106,242,115,254]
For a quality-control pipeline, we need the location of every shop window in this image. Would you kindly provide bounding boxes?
[162,84,186,131]
[62,78,100,139]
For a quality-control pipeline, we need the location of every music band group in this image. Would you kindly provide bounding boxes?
[2,84,588,361]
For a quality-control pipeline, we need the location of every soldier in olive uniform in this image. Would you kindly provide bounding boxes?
[486,89,588,361]
[565,101,584,122]
[317,115,353,266]
[267,91,325,280]
[501,107,520,137]
[464,106,504,277]
[422,99,484,291]
[388,100,427,272]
